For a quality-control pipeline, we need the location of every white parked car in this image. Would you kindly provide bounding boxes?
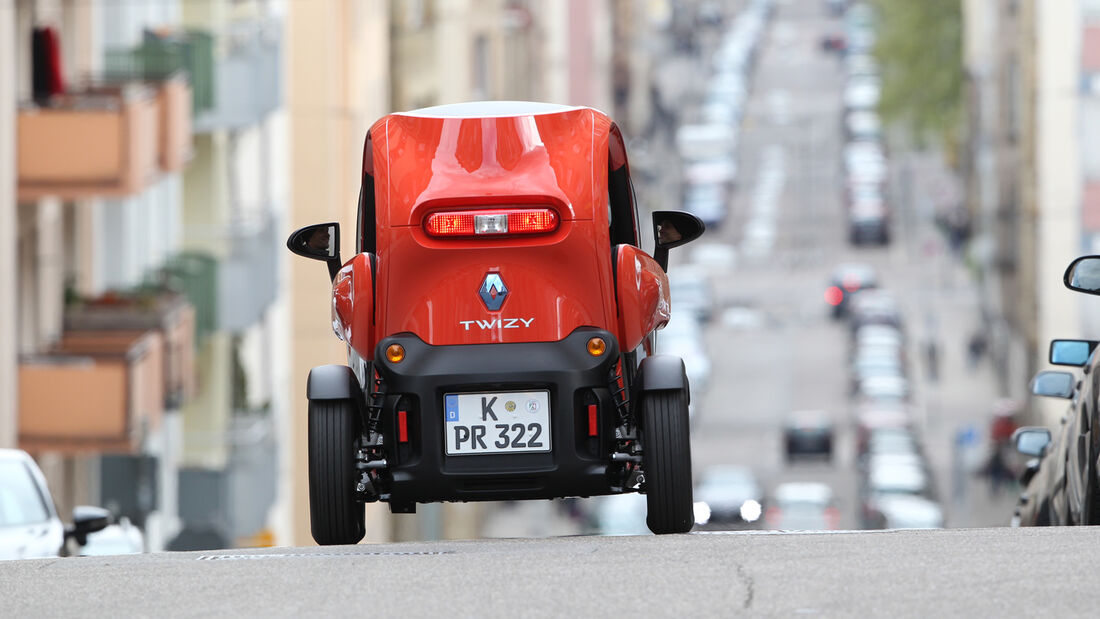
[0,448,110,560]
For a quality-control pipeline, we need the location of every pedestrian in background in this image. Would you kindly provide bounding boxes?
[968,330,987,369]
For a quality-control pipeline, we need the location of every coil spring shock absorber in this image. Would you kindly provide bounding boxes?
[355,365,389,500]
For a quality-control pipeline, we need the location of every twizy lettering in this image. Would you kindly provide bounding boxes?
[458,318,535,330]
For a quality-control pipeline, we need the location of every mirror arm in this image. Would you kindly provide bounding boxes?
[326,255,342,282]
[654,247,669,272]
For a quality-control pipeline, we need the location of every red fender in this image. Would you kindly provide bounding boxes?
[332,253,375,360]
[614,245,670,352]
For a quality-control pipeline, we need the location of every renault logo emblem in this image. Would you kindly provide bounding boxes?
[479,273,508,311]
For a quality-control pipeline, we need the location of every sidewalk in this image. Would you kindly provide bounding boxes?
[892,152,1019,527]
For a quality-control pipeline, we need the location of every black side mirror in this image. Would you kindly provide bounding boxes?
[1012,427,1052,458]
[1064,256,1100,295]
[1049,339,1097,367]
[65,505,111,547]
[287,222,342,281]
[652,210,705,271]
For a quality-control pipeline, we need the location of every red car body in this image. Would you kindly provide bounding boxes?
[333,103,668,353]
[290,102,702,541]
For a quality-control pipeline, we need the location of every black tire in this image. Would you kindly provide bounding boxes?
[642,389,694,534]
[308,399,365,545]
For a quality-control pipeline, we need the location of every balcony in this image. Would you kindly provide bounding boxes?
[17,85,158,201]
[104,30,215,117]
[193,19,282,132]
[64,291,197,409]
[92,73,194,173]
[167,213,280,337]
[176,409,277,549]
[19,330,165,454]
[104,20,281,131]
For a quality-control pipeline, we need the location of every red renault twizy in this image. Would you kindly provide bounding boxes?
[288,101,704,542]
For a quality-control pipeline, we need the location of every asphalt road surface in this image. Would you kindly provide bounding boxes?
[4,527,1098,616]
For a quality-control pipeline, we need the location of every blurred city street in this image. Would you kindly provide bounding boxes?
[484,0,1016,537]
[684,0,1016,531]
[3,0,1093,563]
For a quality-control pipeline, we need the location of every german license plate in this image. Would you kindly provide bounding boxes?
[444,390,551,455]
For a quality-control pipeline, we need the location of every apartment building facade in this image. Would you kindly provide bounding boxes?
[4,0,641,549]
[2,0,287,550]
[962,0,1100,424]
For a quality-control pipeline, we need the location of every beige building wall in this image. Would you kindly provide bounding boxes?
[0,0,16,448]
[284,0,390,547]
[1035,0,1083,424]
[537,1,570,104]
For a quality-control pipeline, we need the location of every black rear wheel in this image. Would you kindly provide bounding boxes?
[308,399,365,545]
[641,389,694,534]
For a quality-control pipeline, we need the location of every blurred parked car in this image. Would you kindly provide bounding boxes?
[682,182,728,229]
[845,53,879,80]
[855,374,909,404]
[694,465,764,526]
[854,324,904,352]
[862,426,921,460]
[77,517,145,556]
[677,123,737,163]
[825,262,878,319]
[765,482,840,530]
[657,314,712,397]
[783,411,835,462]
[0,449,110,560]
[848,209,890,245]
[668,266,715,324]
[855,406,912,454]
[848,290,902,332]
[845,110,882,141]
[684,156,738,189]
[1009,338,1094,526]
[861,462,930,528]
[843,76,881,111]
[868,495,943,529]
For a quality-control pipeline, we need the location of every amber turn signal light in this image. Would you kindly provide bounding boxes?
[386,344,406,363]
[586,337,607,357]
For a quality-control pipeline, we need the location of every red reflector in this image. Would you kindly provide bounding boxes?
[587,404,598,437]
[508,210,558,234]
[765,507,781,527]
[398,410,408,443]
[824,286,844,306]
[425,213,475,237]
[424,208,559,237]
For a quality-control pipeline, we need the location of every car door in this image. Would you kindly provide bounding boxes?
[1048,411,1075,525]
[1061,372,1090,524]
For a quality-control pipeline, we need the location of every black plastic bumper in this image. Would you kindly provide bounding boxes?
[373,328,623,503]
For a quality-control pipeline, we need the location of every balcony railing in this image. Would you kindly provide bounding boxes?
[17,85,158,200]
[193,18,282,132]
[64,291,197,409]
[104,30,215,117]
[178,409,277,545]
[92,70,194,173]
[168,213,280,337]
[104,18,280,133]
[19,330,165,454]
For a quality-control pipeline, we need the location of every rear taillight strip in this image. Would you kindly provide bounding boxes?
[424,208,559,238]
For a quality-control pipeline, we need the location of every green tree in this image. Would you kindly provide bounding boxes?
[870,0,964,149]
